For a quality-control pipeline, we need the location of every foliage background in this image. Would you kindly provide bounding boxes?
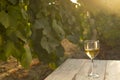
[0,0,32,68]
[0,0,120,69]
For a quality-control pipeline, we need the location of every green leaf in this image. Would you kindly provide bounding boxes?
[5,41,21,60]
[0,35,3,47]
[26,25,32,38]
[49,62,57,70]
[32,20,43,29]
[24,0,30,5]
[33,18,49,29]
[0,11,10,28]
[67,33,80,44]
[8,0,18,5]
[6,42,22,60]
[16,31,27,43]
[5,41,14,57]
[21,43,32,69]
[41,37,59,53]
[56,45,64,57]
[8,5,22,27]
[52,19,65,39]
[21,8,28,19]
[40,37,51,53]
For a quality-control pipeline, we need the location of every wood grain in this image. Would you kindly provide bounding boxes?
[45,59,120,80]
[105,60,120,80]
[75,60,107,80]
[45,59,87,80]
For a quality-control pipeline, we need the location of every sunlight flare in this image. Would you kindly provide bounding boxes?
[70,0,77,3]
[82,0,120,15]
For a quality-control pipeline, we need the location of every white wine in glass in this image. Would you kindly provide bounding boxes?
[85,48,99,59]
[84,40,100,78]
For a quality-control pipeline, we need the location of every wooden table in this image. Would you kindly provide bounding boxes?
[45,59,120,80]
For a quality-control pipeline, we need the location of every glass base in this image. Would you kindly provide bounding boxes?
[88,73,99,78]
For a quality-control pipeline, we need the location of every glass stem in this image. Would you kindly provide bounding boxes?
[91,59,94,75]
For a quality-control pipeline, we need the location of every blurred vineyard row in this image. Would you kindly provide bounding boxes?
[0,0,120,69]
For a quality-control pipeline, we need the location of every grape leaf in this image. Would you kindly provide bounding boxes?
[16,31,27,43]
[0,11,10,28]
[41,36,59,53]
[8,0,18,5]
[5,41,14,57]
[21,43,32,68]
[52,19,65,40]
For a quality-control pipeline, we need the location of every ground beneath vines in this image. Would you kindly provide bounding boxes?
[0,58,52,80]
[0,39,119,80]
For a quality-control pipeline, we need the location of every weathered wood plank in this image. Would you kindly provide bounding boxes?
[45,59,120,80]
[45,59,87,80]
[75,60,107,80]
[105,60,120,80]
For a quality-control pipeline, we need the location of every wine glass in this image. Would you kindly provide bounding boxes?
[84,40,100,78]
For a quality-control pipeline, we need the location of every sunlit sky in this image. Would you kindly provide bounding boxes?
[71,0,120,16]
[103,0,120,14]
[84,0,120,15]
